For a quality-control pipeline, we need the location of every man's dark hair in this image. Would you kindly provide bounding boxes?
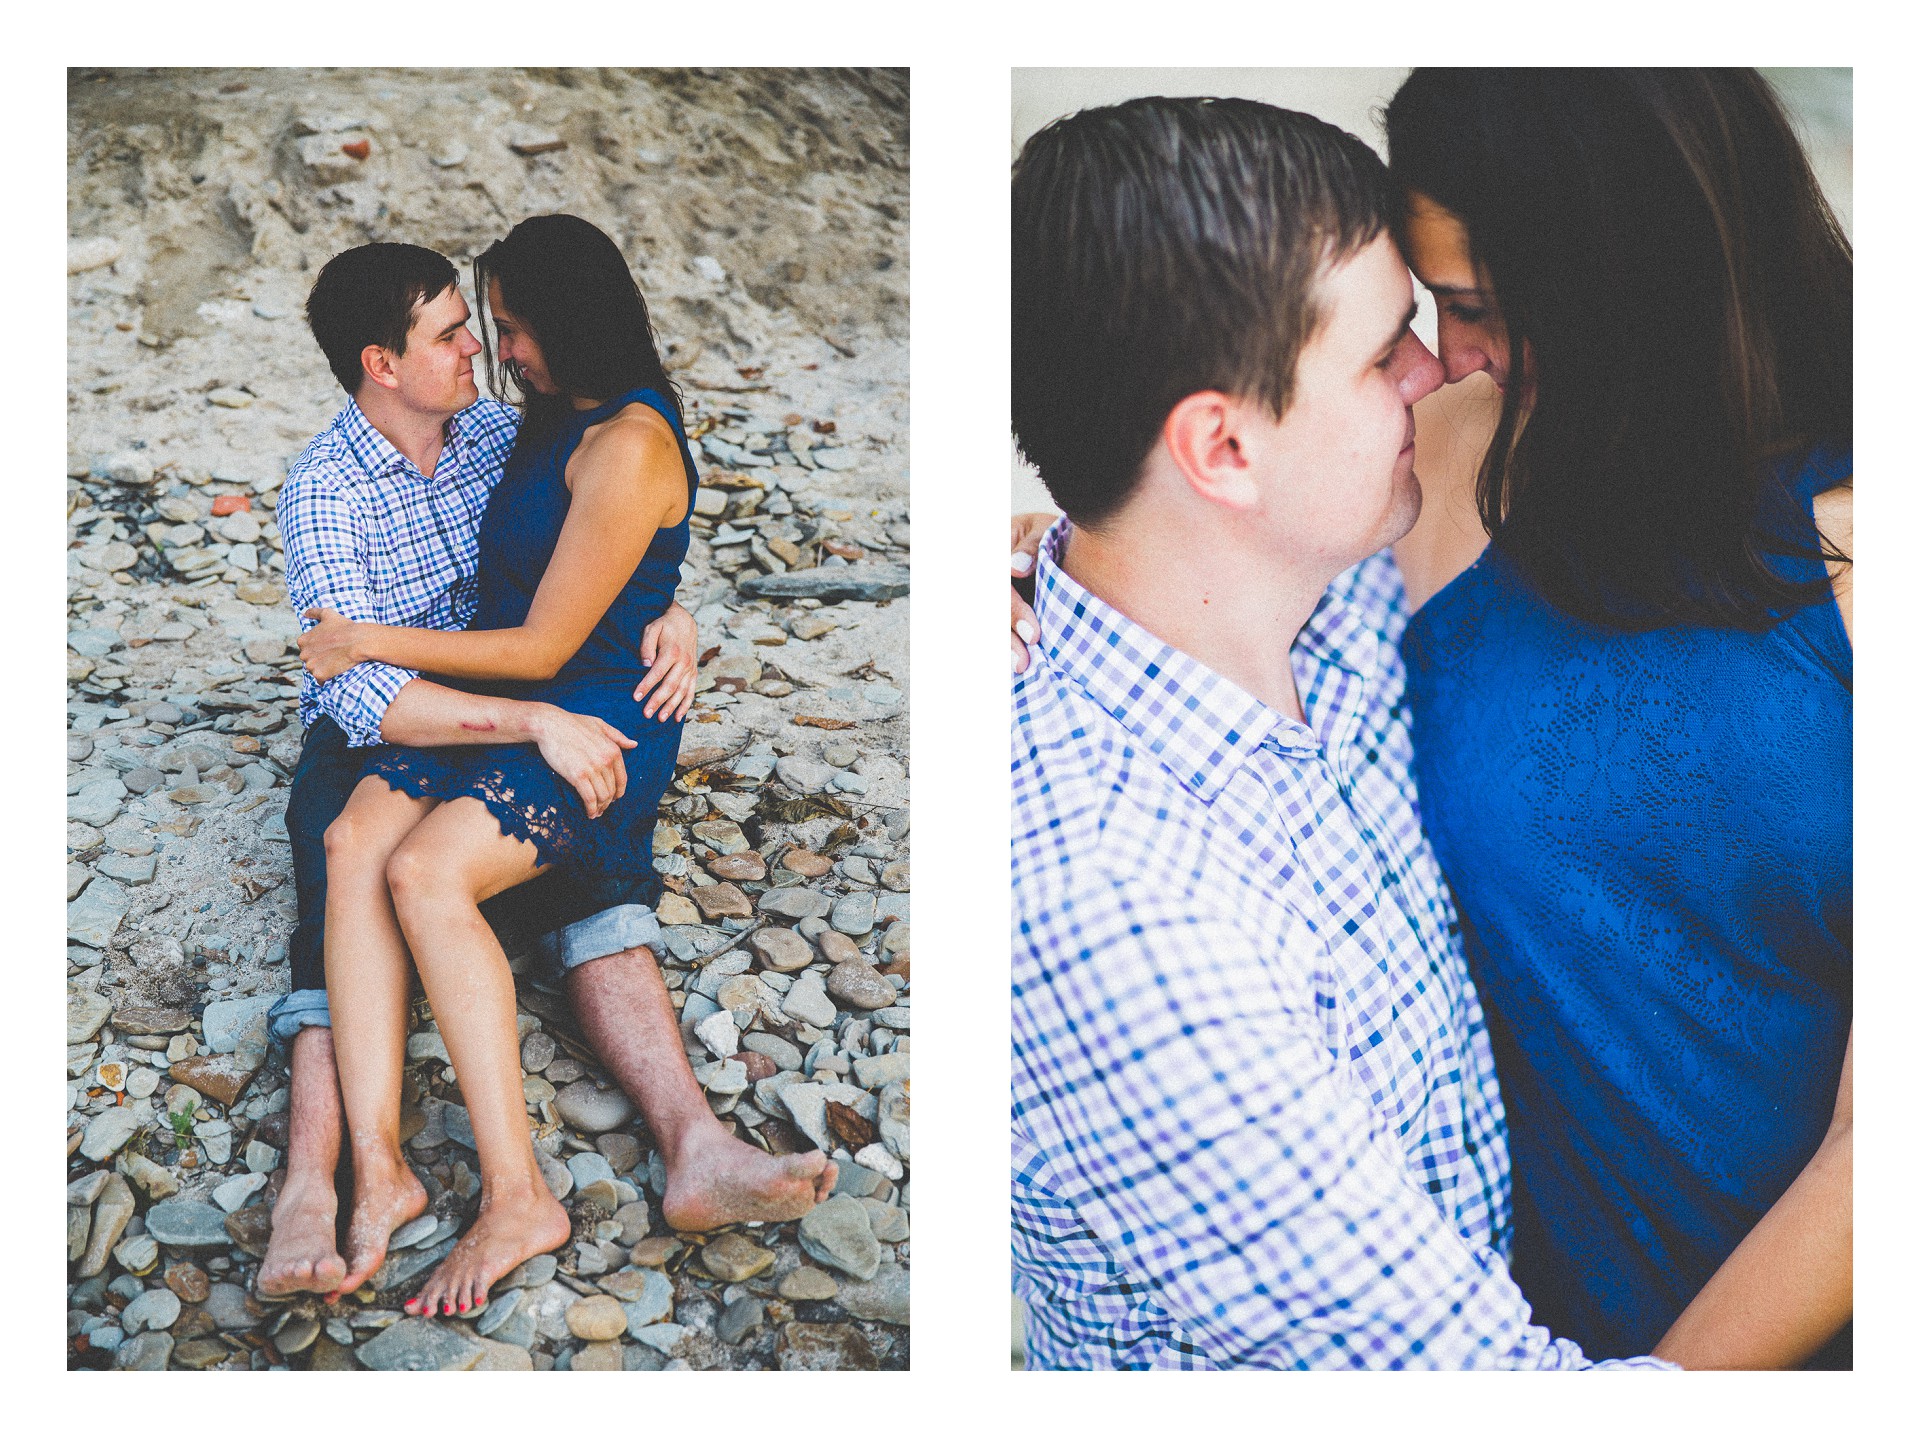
[1012,96,1393,528]
[305,242,460,395]
[1386,68,1851,630]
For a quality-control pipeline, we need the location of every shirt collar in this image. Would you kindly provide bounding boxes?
[1031,519,1384,802]
[336,398,480,484]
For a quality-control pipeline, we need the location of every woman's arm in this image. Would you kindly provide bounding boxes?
[1652,1029,1852,1369]
[1656,488,1852,1369]
[303,406,687,683]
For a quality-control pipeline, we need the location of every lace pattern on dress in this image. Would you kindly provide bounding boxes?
[364,748,584,874]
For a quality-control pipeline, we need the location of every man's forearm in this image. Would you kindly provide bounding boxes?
[375,678,555,747]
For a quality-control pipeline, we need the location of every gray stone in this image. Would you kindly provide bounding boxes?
[211,1172,268,1212]
[797,1195,883,1281]
[113,1232,160,1275]
[391,1214,440,1250]
[67,880,130,949]
[694,1008,739,1058]
[200,1282,262,1331]
[618,1268,676,1330]
[473,1288,522,1337]
[358,1318,484,1371]
[499,1252,559,1291]
[94,852,156,885]
[830,891,877,937]
[553,1079,635,1134]
[780,972,838,1028]
[120,1287,182,1335]
[114,1331,173,1370]
[67,987,113,1045]
[143,1198,235,1250]
[716,1295,765,1344]
[834,1261,910,1325]
[878,1080,910,1162]
[371,1236,457,1294]
[737,563,910,603]
[776,757,835,793]
[780,1081,878,1153]
[630,1322,691,1355]
[744,1032,804,1072]
[80,1105,145,1161]
[67,779,126,828]
[852,1052,910,1088]
[67,1171,111,1206]
[568,1152,618,1192]
[201,994,275,1053]
[758,887,832,920]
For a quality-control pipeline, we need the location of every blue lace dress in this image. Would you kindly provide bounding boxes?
[1400,446,1851,1365]
[364,387,695,878]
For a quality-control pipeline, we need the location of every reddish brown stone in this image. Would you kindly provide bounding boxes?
[340,139,370,160]
[169,1053,260,1108]
[707,852,767,882]
[817,931,862,966]
[691,882,754,920]
[113,1006,193,1036]
[628,1236,682,1267]
[781,850,833,878]
[210,494,251,517]
[165,1262,210,1304]
[738,1051,777,1083]
[224,1204,272,1258]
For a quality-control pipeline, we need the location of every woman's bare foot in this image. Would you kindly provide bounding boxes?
[257,1175,348,1297]
[405,1181,570,1318]
[660,1127,838,1232]
[327,1151,428,1300]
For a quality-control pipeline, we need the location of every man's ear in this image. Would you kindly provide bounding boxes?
[360,343,402,393]
[1161,391,1262,511]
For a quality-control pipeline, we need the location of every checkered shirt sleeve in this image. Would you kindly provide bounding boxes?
[1011,523,1674,1370]
[279,399,517,747]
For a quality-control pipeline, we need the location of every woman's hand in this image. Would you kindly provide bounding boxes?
[299,607,366,683]
[634,601,698,721]
[1011,511,1053,674]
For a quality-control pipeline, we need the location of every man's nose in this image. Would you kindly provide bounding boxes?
[460,329,483,357]
[1396,333,1445,406]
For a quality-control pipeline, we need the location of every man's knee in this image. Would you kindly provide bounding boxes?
[566,943,659,991]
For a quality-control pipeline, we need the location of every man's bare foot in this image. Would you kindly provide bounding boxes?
[405,1182,570,1318]
[258,1176,349,1297]
[660,1126,838,1232]
[326,1153,428,1300]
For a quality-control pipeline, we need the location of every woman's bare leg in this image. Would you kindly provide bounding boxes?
[323,778,438,1296]
[385,798,570,1316]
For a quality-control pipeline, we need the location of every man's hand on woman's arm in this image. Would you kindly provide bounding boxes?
[1652,1028,1853,1370]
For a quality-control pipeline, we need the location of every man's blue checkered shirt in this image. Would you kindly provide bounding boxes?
[278,398,519,746]
[1010,521,1669,1370]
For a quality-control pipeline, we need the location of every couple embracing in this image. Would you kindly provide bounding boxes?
[257,217,832,1317]
[1009,71,1850,1369]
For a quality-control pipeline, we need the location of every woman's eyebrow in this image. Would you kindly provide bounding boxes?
[1423,281,1486,298]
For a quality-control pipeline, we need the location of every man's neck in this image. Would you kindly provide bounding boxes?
[354,387,458,478]
[1058,505,1337,725]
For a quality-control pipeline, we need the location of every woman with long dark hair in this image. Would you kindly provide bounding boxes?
[300,215,834,1315]
[1009,69,1851,1367]
[1383,69,1851,1370]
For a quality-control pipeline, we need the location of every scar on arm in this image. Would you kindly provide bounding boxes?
[460,719,497,733]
